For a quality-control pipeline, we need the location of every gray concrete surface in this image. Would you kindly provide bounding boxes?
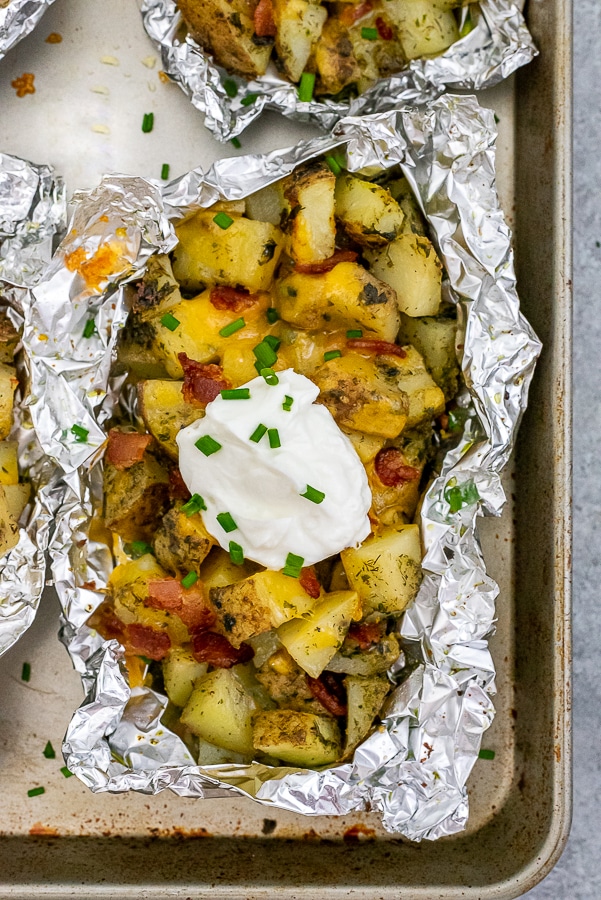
[523,2,601,897]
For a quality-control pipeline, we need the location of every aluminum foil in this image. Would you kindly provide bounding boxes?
[0,0,57,60]
[25,95,541,839]
[0,152,66,656]
[141,0,537,141]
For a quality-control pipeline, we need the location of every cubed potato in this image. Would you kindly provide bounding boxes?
[366,433,428,526]
[116,316,169,380]
[277,590,362,678]
[326,632,400,676]
[273,0,328,83]
[382,344,446,427]
[103,449,170,542]
[153,505,215,576]
[0,310,19,364]
[246,630,283,668]
[252,709,341,766]
[181,667,258,755]
[344,674,391,754]
[283,161,336,264]
[138,379,204,459]
[312,352,409,438]
[275,261,400,342]
[172,211,283,294]
[199,547,257,591]
[3,483,31,521]
[341,524,422,614]
[162,647,208,708]
[245,182,289,226]
[0,485,20,556]
[328,558,349,592]
[0,363,18,440]
[365,233,443,317]
[398,313,459,399]
[315,17,361,95]
[210,570,317,648]
[196,736,252,766]
[255,656,326,715]
[386,176,428,236]
[130,254,182,319]
[387,0,459,59]
[342,429,386,464]
[335,175,405,246]
[176,0,273,79]
[347,9,406,89]
[0,441,18,485]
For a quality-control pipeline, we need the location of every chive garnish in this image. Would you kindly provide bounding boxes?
[240,93,258,106]
[126,540,153,558]
[459,9,474,38]
[160,312,180,331]
[444,481,479,514]
[361,26,378,40]
[266,307,279,324]
[216,512,237,533]
[223,79,238,98]
[260,368,279,385]
[181,571,198,589]
[28,786,45,797]
[195,435,222,456]
[43,741,56,759]
[249,423,268,443]
[263,334,281,352]
[221,388,251,400]
[219,317,245,337]
[141,112,154,133]
[181,493,207,516]
[21,662,31,682]
[71,424,89,443]
[61,766,73,778]
[213,211,234,230]
[268,428,281,449]
[478,748,496,760]
[161,163,170,180]
[323,350,342,362]
[230,137,241,148]
[346,328,363,338]
[253,340,278,369]
[326,155,342,176]
[229,541,245,565]
[282,552,304,578]
[282,395,294,412]
[83,318,96,338]
[298,72,315,103]
[448,407,469,432]
[301,485,325,504]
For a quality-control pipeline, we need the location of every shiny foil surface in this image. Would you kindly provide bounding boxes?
[141,0,537,141]
[0,152,66,656]
[26,96,541,839]
[0,0,57,60]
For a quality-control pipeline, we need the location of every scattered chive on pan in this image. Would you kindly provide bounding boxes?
[282,395,294,412]
[82,318,96,338]
[324,350,342,362]
[266,307,279,324]
[21,662,31,682]
[141,112,154,133]
[282,552,304,578]
[195,435,222,456]
[181,571,198,589]
[43,741,55,759]
[160,312,180,331]
[61,766,73,778]
[219,317,245,337]
[230,137,241,149]
[229,541,244,565]
[223,79,238,98]
[70,424,88,443]
[478,748,496,760]
[213,211,234,230]
[181,493,207,516]
[249,423,267,443]
[27,787,45,797]
[216,512,238,533]
[161,163,170,180]
[260,368,279,385]
[220,388,251,400]
[301,485,325,504]
[361,26,378,40]
[268,428,281,449]
[346,328,363,338]
[298,72,315,103]
[240,93,258,106]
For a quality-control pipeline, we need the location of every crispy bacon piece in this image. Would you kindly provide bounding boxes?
[346,339,406,358]
[306,673,347,717]
[147,578,183,611]
[375,16,393,40]
[340,1,373,26]
[299,567,321,600]
[348,620,385,650]
[209,285,260,313]
[178,353,231,406]
[106,429,152,470]
[192,631,254,668]
[147,579,216,631]
[253,0,276,37]
[127,623,171,661]
[168,467,191,502]
[294,249,358,275]
[374,448,421,488]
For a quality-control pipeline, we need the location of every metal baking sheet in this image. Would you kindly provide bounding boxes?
[0,0,571,897]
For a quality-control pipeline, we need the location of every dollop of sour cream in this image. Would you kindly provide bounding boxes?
[176,369,372,570]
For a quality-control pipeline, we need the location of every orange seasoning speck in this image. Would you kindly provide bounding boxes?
[65,243,124,293]
[45,32,63,44]
[11,73,35,97]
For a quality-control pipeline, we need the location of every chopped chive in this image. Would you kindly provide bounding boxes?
[263,334,281,352]
[325,155,342,176]
[221,388,251,400]
[219,317,245,337]
[282,395,294,412]
[61,766,73,778]
[126,540,153,559]
[324,350,342,362]
[301,485,325,504]
[298,72,315,103]
[361,26,378,40]
[240,93,258,106]
[28,786,45,797]
[282,552,304,578]
[213,211,234,230]
[160,312,180,332]
[249,423,267,443]
[268,428,281,449]
[141,112,154,133]
[229,541,245,565]
[346,328,363,338]
[223,79,238,98]
[266,307,279,324]
[478,748,496,760]
[459,9,474,39]
[21,662,31,682]
[444,480,480,514]
[43,741,56,759]
[70,424,89,443]
[216,512,238,533]
[260,368,279,385]
[195,435,222,456]
[82,318,96,338]
[230,137,241,149]
[253,340,278,369]
[161,163,170,180]
[448,407,469,432]
[181,493,207,516]
[181,571,198,589]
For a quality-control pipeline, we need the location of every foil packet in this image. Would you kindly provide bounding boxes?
[141,0,537,141]
[0,152,66,656]
[25,95,541,840]
[0,0,57,61]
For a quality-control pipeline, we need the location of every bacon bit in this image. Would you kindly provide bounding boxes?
[147,578,216,631]
[346,338,406,358]
[209,285,260,313]
[11,73,35,97]
[294,249,358,275]
[340,1,373,27]
[299,567,321,599]
[192,631,254,668]
[374,448,421,487]
[45,32,63,43]
[147,578,183,610]
[306,673,347,717]
[168,467,191,502]
[106,429,152,470]
[253,0,276,37]
[179,353,231,406]
[180,590,217,631]
[375,17,393,40]
[127,624,171,661]
[348,620,385,650]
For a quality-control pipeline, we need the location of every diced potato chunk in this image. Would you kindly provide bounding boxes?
[365,233,443,317]
[199,547,257,591]
[109,554,190,646]
[3,483,30,521]
[398,313,459,400]
[153,505,215,576]
[0,310,19,363]
[130,254,182,319]
[326,632,401,676]
[0,441,19,485]
[103,450,170,542]
[341,524,422,615]
[315,18,361,95]
[335,175,405,246]
[181,667,258,755]
[344,674,391,754]
[138,379,204,459]
[343,430,386,465]
[252,709,341,766]
[386,177,428,236]
[0,363,18,440]
[385,344,446,427]
[162,647,208,708]
[0,485,20,556]
[387,0,459,59]
[283,161,336,264]
[273,0,328,83]
[196,736,252,766]
[245,182,288,226]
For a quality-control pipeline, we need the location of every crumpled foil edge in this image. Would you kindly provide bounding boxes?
[0,0,57,60]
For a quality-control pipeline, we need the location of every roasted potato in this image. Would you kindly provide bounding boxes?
[365,232,443,317]
[103,443,170,542]
[0,363,18,440]
[0,485,20,556]
[315,18,361,95]
[109,554,191,645]
[335,174,405,246]
[181,666,259,755]
[0,441,18,485]
[272,0,328,83]
[387,0,459,59]
[163,647,208,707]
[130,254,182,320]
[283,160,336,264]
[341,524,422,615]
[138,379,204,458]
[381,344,446,427]
[344,674,391,754]
[398,313,459,400]
[153,505,215,576]
[252,709,341,766]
